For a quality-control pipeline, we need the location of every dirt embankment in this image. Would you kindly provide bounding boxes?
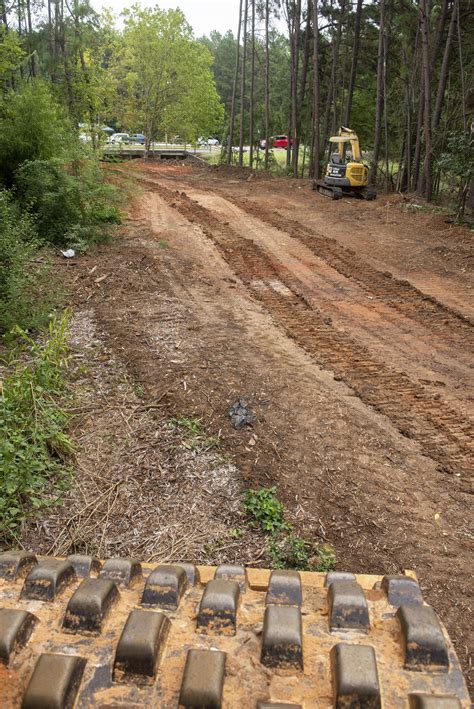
[23,161,473,691]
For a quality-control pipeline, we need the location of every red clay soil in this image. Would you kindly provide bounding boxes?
[63,161,473,690]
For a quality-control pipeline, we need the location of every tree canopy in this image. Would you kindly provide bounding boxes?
[0,0,472,213]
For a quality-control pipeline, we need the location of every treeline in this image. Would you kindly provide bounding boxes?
[0,2,222,145]
[0,1,226,333]
[203,0,473,214]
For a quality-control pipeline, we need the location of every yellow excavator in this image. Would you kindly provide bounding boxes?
[313,127,376,200]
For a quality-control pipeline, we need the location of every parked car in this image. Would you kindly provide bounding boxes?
[272,135,293,149]
[260,135,293,149]
[198,137,219,147]
[130,133,146,145]
[107,133,131,144]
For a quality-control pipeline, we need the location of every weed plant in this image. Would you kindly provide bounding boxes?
[244,485,336,572]
[0,312,73,543]
[244,486,290,533]
[172,416,219,451]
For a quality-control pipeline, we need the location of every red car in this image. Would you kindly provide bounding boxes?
[260,135,293,149]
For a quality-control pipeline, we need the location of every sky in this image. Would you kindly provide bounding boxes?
[92,0,241,37]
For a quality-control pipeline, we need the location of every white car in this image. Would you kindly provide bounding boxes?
[198,137,219,147]
[107,133,131,144]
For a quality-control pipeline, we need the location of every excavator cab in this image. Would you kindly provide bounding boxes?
[313,127,376,200]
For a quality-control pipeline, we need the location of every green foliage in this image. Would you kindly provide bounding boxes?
[15,159,121,248]
[172,416,219,451]
[119,7,224,144]
[0,80,77,187]
[244,486,336,571]
[0,189,59,335]
[268,534,310,570]
[0,191,37,333]
[268,535,337,572]
[0,312,73,542]
[173,416,205,435]
[437,131,473,183]
[15,160,83,245]
[316,544,338,573]
[244,486,291,533]
[437,132,473,218]
[199,31,237,120]
[0,26,25,89]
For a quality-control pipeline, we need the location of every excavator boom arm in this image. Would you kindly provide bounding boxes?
[328,128,362,161]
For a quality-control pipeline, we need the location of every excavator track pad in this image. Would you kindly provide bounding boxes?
[0,552,470,707]
[313,180,343,200]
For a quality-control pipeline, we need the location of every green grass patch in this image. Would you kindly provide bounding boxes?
[201,146,312,176]
[0,312,73,543]
[171,416,219,451]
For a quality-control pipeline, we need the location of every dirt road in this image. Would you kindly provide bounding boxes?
[27,162,473,688]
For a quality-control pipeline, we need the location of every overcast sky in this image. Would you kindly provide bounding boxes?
[93,1,241,37]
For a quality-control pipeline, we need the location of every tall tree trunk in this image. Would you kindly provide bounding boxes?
[291,0,302,177]
[383,24,390,191]
[264,0,270,169]
[17,0,23,35]
[432,0,456,132]
[249,0,256,168]
[53,0,62,76]
[227,0,244,164]
[370,0,386,186]
[322,0,344,150]
[404,75,411,191]
[419,0,433,200]
[47,0,56,78]
[344,0,362,126]
[17,0,25,78]
[456,0,466,131]
[26,0,36,77]
[310,0,321,178]
[402,29,419,191]
[239,0,249,167]
[298,4,311,117]
[431,0,449,64]
[412,83,424,190]
[396,135,406,191]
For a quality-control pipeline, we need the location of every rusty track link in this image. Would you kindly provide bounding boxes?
[141,178,473,488]
[217,192,474,347]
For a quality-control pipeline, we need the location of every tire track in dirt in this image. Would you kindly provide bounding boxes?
[214,191,474,348]
[141,177,473,490]
[166,183,473,411]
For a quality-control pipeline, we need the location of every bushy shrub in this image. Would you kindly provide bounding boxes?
[15,160,83,245]
[16,159,122,248]
[0,190,37,332]
[0,80,77,186]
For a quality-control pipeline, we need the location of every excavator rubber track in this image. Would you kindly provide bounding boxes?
[357,187,377,201]
[313,180,344,200]
[0,551,470,707]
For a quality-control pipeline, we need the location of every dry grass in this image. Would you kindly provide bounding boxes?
[21,310,267,565]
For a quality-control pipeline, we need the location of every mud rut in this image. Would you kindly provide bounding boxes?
[138,175,473,492]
